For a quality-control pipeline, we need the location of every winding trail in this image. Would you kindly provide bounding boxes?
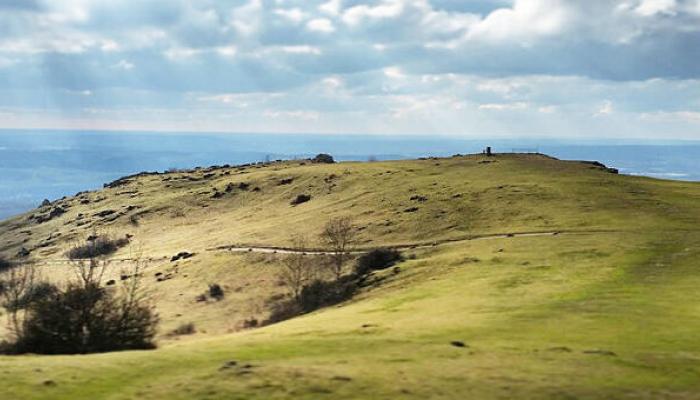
[31,230,615,266]
[207,230,594,255]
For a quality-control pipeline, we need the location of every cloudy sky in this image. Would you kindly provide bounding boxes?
[0,0,699,138]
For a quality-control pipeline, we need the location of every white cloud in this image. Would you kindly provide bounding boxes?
[230,0,263,36]
[478,102,528,111]
[306,18,335,33]
[65,89,93,96]
[319,0,342,16]
[216,46,238,58]
[467,0,571,42]
[163,47,202,60]
[383,66,405,79]
[594,100,614,116]
[635,0,677,16]
[342,0,404,26]
[322,76,343,90]
[476,80,523,96]
[112,59,134,70]
[100,40,120,52]
[274,8,307,23]
[264,110,320,120]
[281,45,322,55]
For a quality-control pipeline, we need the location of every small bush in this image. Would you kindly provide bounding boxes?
[13,282,158,354]
[242,318,258,329]
[0,256,12,273]
[170,322,196,336]
[355,248,403,276]
[208,284,224,301]
[265,300,302,324]
[66,235,130,259]
[299,277,357,313]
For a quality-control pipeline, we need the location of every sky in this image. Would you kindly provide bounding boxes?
[0,0,699,139]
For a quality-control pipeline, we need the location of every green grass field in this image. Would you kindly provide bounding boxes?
[1,154,700,399]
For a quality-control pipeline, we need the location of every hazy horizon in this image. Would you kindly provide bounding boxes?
[2,129,700,220]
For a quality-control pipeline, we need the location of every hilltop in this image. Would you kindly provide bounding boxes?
[1,153,700,399]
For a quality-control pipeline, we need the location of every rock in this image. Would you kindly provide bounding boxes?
[279,178,294,185]
[94,209,116,218]
[409,195,428,202]
[49,207,66,219]
[40,199,51,207]
[106,279,116,286]
[450,341,468,348]
[17,247,31,258]
[219,360,238,371]
[404,207,419,213]
[171,252,195,262]
[290,194,311,205]
[547,346,572,352]
[583,349,616,356]
[312,153,335,164]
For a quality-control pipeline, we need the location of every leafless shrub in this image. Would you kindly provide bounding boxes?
[0,260,38,343]
[278,235,315,302]
[65,232,130,260]
[320,217,357,279]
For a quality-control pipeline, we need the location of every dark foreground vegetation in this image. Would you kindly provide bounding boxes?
[268,218,403,324]
[0,239,158,355]
[0,256,12,273]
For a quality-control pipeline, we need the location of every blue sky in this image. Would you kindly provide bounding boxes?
[0,0,699,138]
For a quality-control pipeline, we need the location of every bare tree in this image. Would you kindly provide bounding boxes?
[320,217,357,279]
[278,234,313,302]
[113,245,157,346]
[0,260,37,342]
[71,258,109,288]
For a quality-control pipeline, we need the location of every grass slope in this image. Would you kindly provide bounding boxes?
[1,154,700,399]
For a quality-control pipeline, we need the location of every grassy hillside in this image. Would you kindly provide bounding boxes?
[2,153,700,399]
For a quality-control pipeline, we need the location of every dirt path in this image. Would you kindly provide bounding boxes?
[208,230,572,255]
[31,230,612,265]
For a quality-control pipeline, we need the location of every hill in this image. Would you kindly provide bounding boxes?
[1,153,700,399]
